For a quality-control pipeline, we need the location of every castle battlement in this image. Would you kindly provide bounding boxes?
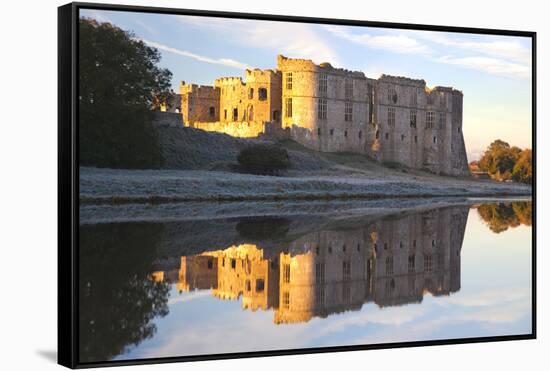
[379,74,427,87]
[214,76,245,86]
[277,54,366,78]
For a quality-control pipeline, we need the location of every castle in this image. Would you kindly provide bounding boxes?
[159,55,469,176]
[150,206,468,324]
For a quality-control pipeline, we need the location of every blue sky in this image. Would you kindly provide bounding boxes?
[81,9,533,160]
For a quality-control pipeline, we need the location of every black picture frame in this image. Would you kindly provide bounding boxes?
[58,2,537,368]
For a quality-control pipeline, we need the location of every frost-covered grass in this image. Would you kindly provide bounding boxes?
[80,166,531,204]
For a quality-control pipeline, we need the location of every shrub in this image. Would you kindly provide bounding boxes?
[237,144,290,175]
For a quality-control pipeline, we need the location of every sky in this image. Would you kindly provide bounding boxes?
[80,9,533,161]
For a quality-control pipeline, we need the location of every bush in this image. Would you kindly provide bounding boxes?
[237,144,290,175]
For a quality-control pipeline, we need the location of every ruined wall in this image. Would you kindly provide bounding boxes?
[374,75,427,169]
[277,55,370,153]
[190,120,267,138]
[449,91,470,176]
[371,207,466,307]
[180,82,220,123]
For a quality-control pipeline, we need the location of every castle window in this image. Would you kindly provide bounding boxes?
[316,286,325,306]
[233,108,238,121]
[385,279,395,296]
[408,255,415,273]
[438,112,445,129]
[285,98,292,118]
[318,127,321,136]
[424,254,433,272]
[248,88,254,99]
[387,107,395,127]
[283,264,291,283]
[426,111,435,129]
[432,239,435,247]
[316,262,325,284]
[385,132,389,140]
[222,258,225,267]
[358,130,362,139]
[401,134,405,141]
[343,260,351,281]
[411,89,418,106]
[388,87,398,104]
[318,98,327,120]
[245,280,251,291]
[345,79,353,100]
[433,136,437,144]
[319,74,328,95]
[224,109,227,120]
[376,130,379,139]
[345,102,353,122]
[344,130,348,138]
[330,128,334,136]
[209,106,215,118]
[410,110,417,128]
[207,259,213,269]
[385,256,394,276]
[256,279,265,292]
[231,259,236,269]
[286,72,293,90]
[258,88,267,100]
[283,292,290,309]
[414,135,418,143]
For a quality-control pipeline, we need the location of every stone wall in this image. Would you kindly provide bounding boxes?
[189,120,267,138]
[180,82,220,123]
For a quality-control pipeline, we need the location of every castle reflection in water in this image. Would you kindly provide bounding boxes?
[150,206,468,324]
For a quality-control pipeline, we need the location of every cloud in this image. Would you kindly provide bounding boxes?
[80,9,113,23]
[177,16,341,66]
[437,55,530,79]
[324,25,432,55]
[414,31,532,65]
[137,38,249,70]
[133,18,158,35]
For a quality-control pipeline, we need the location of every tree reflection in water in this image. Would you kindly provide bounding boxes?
[477,201,532,233]
[79,223,170,363]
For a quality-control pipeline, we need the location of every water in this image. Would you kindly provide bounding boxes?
[78,200,532,363]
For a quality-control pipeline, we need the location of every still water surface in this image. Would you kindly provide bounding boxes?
[79,201,532,363]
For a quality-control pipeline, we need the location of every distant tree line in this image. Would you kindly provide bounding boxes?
[79,18,173,169]
[478,140,532,184]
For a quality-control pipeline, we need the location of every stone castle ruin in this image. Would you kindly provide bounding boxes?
[159,55,469,176]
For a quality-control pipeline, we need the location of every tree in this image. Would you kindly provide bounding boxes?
[478,140,528,181]
[79,18,172,168]
[512,149,532,184]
